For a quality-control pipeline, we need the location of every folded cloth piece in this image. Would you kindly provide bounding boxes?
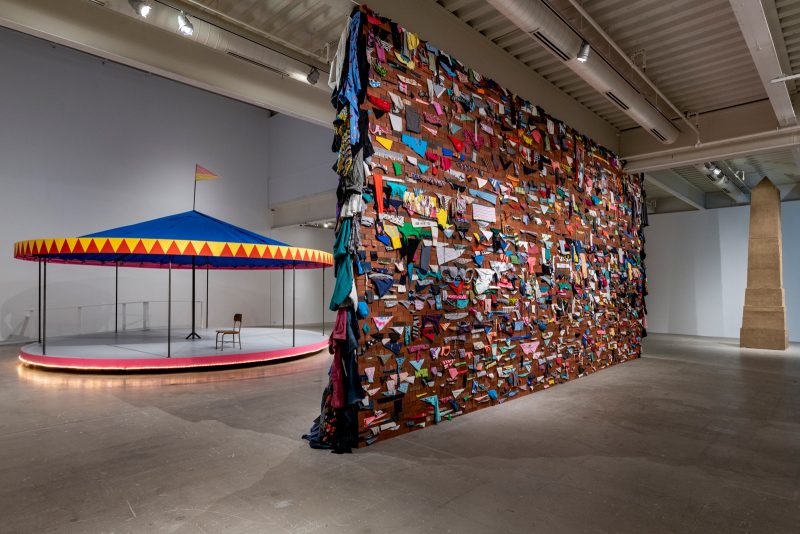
[388,92,405,112]
[373,174,384,215]
[383,224,401,249]
[373,316,393,330]
[385,341,402,355]
[474,268,495,294]
[469,188,497,205]
[371,277,394,298]
[419,244,432,271]
[401,133,428,159]
[472,203,496,223]
[375,136,393,150]
[387,182,407,198]
[405,106,421,133]
[436,243,465,264]
[519,341,540,355]
[424,112,443,126]
[339,193,364,218]
[389,113,403,131]
[368,94,391,112]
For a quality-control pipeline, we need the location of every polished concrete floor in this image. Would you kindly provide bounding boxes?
[0,333,798,533]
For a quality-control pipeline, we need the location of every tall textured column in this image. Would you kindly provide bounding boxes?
[740,177,788,350]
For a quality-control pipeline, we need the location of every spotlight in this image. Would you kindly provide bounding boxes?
[576,41,590,63]
[306,67,320,85]
[178,11,194,36]
[323,222,329,228]
[712,167,722,177]
[128,0,151,17]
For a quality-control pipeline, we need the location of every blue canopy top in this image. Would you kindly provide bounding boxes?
[84,210,287,244]
[14,210,332,270]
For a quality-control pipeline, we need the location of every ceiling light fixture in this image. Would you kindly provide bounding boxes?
[128,0,151,17]
[704,163,729,185]
[576,41,590,63]
[177,11,194,36]
[306,66,320,85]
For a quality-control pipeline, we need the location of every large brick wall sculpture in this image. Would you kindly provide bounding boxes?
[306,5,648,452]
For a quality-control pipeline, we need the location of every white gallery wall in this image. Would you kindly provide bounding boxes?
[267,226,336,329]
[645,201,800,342]
[0,27,336,342]
[266,113,338,206]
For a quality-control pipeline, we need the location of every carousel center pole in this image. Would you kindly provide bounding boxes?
[206,262,209,329]
[186,256,200,339]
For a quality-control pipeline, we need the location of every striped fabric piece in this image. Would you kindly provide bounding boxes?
[472,203,496,223]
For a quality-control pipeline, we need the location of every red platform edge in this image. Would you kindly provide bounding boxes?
[18,339,328,371]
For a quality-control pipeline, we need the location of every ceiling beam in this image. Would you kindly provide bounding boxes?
[0,0,333,127]
[626,124,800,173]
[644,171,706,210]
[620,99,781,158]
[729,0,797,127]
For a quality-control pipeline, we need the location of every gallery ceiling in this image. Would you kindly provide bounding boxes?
[1,0,799,214]
[175,0,800,213]
[438,0,769,133]
[172,0,800,211]
[176,0,353,64]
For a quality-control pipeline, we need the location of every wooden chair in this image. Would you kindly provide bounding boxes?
[216,314,242,350]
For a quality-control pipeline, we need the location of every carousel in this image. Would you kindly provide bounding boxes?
[13,210,333,371]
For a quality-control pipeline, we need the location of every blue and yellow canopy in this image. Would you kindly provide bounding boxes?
[14,211,332,270]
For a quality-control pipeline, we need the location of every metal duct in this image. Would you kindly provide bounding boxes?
[486,0,680,144]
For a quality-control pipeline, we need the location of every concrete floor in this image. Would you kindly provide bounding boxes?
[0,333,798,533]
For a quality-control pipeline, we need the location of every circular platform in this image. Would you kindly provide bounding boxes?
[19,327,328,372]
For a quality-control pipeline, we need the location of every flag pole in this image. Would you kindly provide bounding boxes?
[193,178,197,211]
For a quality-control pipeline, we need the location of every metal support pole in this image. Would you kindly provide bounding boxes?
[186,257,200,339]
[115,261,119,334]
[167,259,172,358]
[266,270,269,330]
[206,263,209,329]
[282,269,285,330]
[292,262,296,347]
[42,260,47,355]
[321,266,325,336]
[38,259,41,344]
